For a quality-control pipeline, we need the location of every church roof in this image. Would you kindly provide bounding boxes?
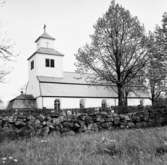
[37,72,150,98]
[35,32,55,43]
[37,72,109,85]
[7,93,36,109]
[12,93,35,101]
[27,47,64,60]
[39,82,118,98]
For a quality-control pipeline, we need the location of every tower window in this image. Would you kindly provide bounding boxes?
[51,59,54,67]
[45,58,55,68]
[45,59,50,67]
[31,60,34,70]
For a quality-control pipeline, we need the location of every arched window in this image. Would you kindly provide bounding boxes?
[140,99,144,106]
[80,99,85,109]
[54,99,60,112]
[101,99,107,109]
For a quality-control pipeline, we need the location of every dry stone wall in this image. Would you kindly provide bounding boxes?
[0,106,167,140]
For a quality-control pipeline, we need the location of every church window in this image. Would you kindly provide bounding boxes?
[45,58,55,68]
[51,59,54,67]
[45,59,50,67]
[31,60,34,70]
[101,99,107,109]
[54,99,60,113]
[80,99,85,109]
[138,75,143,84]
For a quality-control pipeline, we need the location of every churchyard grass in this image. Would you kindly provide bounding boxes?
[1,127,167,165]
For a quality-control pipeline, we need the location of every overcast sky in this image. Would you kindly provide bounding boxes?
[0,0,166,105]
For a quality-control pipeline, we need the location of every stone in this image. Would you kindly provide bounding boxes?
[62,121,74,128]
[113,116,120,126]
[14,120,26,128]
[40,126,50,136]
[89,123,98,131]
[37,114,46,121]
[127,122,135,128]
[100,122,111,129]
[34,119,41,127]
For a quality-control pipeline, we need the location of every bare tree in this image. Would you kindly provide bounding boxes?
[75,1,148,106]
[0,0,15,82]
[123,71,146,106]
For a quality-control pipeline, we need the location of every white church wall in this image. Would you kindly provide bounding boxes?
[106,99,118,106]
[128,99,140,106]
[37,38,54,49]
[84,98,102,107]
[61,98,80,108]
[43,97,56,109]
[43,97,81,109]
[26,62,40,98]
[36,53,63,77]
[26,79,40,98]
[41,97,151,109]
[42,97,119,109]
[142,99,152,105]
[36,97,43,109]
[127,98,151,106]
[28,56,37,80]
[85,98,118,107]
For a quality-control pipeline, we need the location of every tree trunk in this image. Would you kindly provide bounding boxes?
[124,92,128,107]
[151,85,156,106]
[117,84,125,106]
[151,95,156,106]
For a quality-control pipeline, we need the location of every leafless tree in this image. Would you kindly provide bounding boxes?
[75,1,148,106]
[0,0,15,82]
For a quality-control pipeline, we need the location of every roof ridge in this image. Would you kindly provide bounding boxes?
[27,47,64,60]
[35,32,55,43]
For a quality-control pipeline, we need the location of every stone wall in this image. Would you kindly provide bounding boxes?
[0,106,167,140]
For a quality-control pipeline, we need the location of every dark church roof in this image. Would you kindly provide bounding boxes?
[14,94,35,100]
[35,32,55,43]
[37,72,109,85]
[37,72,150,98]
[10,92,35,101]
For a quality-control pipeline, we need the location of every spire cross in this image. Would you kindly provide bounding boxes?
[43,24,46,33]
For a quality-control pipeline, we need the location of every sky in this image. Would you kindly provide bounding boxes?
[0,0,166,105]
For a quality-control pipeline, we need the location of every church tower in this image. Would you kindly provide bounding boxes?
[27,25,64,81]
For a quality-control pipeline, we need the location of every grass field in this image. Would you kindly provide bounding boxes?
[1,127,167,165]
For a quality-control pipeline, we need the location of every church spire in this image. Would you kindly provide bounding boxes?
[34,25,55,43]
[43,24,46,33]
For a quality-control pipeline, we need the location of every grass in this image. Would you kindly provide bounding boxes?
[1,127,167,165]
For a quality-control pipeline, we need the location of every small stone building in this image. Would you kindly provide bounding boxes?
[7,92,36,110]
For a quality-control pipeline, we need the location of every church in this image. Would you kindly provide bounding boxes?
[25,26,151,109]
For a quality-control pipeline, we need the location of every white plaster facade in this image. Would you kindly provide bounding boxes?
[33,53,63,78]
[26,28,151,109]
[36,38,55,49]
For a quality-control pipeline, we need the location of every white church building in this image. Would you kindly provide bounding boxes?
[25,27,151,109]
